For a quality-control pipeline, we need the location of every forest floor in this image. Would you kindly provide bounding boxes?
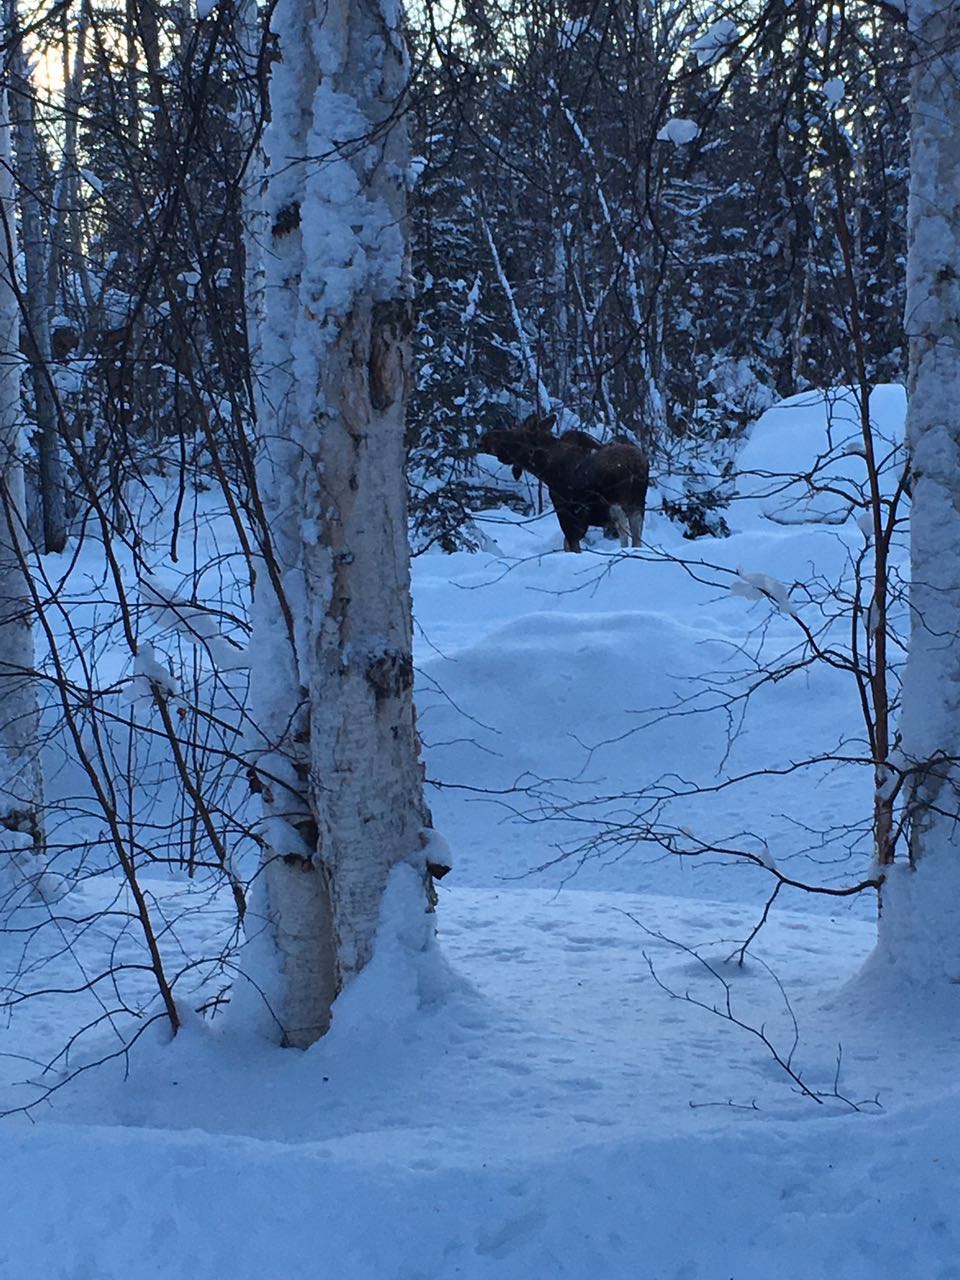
[3,385,960,1279]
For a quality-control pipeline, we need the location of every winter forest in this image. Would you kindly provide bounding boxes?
[1,0,960,1273]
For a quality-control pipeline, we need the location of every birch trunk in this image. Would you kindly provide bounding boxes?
[0,78,45,894]
[235,0,267,379]
[4,1,66,554]
[880,0,960,981]
[246,0,433,1045]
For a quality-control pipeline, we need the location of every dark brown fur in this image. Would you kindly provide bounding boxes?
[479,413,649,552]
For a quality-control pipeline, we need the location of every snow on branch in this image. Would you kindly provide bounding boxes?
[140,573,249,670]
[476,207,551,415]
[730,569,798,617]
[690,18,740,66]
[657,119,700,146]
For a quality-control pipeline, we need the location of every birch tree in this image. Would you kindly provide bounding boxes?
[4,0,66,554]
[0,75,45,895]
[883,0,960,980]
[246,0,440,1046]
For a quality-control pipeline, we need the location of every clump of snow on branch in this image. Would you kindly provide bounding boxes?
[140,573,248,670]
[460,274,481,325]
[730,570,798,617]
[757,845,779,872]
[130,642,182,702]
[657,119,700,146]
[420,826,454,876]
[690,19,740,66]
[405,155,428,189]
[875,752,906,804]
[258,815,313,862]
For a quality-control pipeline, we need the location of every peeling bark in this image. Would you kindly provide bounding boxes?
[246,0,434,1045]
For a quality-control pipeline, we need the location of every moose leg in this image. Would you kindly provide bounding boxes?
[557,517,581,553]
[628,508,644,548]
[609,504,629,547]
[555,501,585,553]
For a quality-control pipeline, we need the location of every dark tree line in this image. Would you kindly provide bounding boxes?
[406,0,908,548]
[0,0,908,555]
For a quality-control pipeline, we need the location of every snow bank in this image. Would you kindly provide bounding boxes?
[4,1091,960,1280]
[734,384,906,526]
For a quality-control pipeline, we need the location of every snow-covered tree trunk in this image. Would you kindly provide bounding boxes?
[881,0,960,981]
[246,0,435,1045]
[0,79,45,894]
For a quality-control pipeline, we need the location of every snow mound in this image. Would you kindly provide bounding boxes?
[734,384,906,527]
[329,863,462,1037]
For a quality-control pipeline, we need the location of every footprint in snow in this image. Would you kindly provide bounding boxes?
[475,1211,547,1259]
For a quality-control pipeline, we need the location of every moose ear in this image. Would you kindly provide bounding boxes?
[539,413,557,432]
[512,464,523,481]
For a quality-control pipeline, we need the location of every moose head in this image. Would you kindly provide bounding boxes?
[479,412,558,480]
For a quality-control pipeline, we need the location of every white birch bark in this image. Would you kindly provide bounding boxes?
[235,0,267,375]
[4,0,66,554]
[881,0,960,981]
[0,78,45,895]
[245,0,433,1045]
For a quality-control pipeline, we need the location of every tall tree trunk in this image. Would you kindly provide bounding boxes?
[51,0,94,318]
[881,0,960,981]
[235,0,267,382]
[4,0,67,553]
[245,0,434,1045]
[0,74,46,895]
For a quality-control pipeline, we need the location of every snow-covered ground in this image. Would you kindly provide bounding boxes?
[3,386,960,1279]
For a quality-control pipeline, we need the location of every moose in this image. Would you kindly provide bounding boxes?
[479,413,649,553]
